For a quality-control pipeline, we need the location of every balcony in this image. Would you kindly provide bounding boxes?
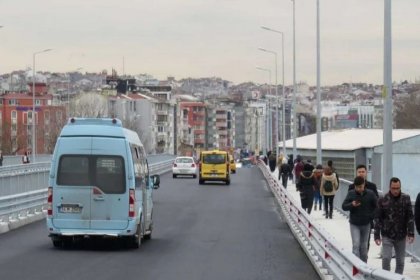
[157,110,168,115]
[193,111,205,116]
[194,139,205,144]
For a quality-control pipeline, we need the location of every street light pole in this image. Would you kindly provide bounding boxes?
[260,26,286,156]
[291,0,297,164]
[316,0,322,165]
[256,66,272,152]
[258,47,279,157]
[32,48,52,163]
[383,0,392,190]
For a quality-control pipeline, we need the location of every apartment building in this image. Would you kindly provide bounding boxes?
[0,83,66,155]
[177,101,206,156]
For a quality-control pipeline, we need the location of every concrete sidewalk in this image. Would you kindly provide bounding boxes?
[269,167,420,279]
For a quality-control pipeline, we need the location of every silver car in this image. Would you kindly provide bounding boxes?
[172,156,197,178]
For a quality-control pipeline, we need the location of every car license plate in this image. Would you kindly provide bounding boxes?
[211,173,218,177]
[60,205,81,213]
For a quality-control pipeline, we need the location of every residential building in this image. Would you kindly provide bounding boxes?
[177,101,206,156]
[0,82,66,155]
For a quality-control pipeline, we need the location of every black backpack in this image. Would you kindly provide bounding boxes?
[324,180,333,192]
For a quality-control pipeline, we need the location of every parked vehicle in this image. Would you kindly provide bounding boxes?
[172,156,197,178]
[198,150,230,185]
[46,118,160,248]
[229,154,236,174]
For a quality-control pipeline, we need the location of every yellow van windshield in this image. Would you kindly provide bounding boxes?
[203,154,226,164]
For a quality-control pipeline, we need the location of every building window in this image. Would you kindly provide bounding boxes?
[158,126,164,132]
[9,99,16,105]
[35,99,41,106]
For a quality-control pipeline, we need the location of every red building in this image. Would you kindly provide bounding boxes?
[178,102,206,155]
[0,83,66,155]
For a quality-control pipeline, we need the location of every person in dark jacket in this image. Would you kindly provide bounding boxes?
[294,156,304,185]
[348,164,378,197]
[342,176,377,263]
[279,158,291,188]
[297,163,316,214]
[348,164,379,251]
[374,177,414,275]
[268,152,277,172]
[287,155,294,180]
[415,193,420,234]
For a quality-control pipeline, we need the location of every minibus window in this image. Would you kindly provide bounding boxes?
[57,156,90,186]
[95,156,125,194]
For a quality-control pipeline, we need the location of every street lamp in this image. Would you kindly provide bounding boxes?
[32,48,52,163]
[256,66,272,152]
[316,0,322,165]
[383,0,392,190]
[258,47,279,157]
[261,26,286,156]
[67,67,83,116]
[291,0,297,165]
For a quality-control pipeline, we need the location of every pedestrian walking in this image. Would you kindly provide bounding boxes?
[293,155,304,185]
[374,177,414,275]
[268,152,277,173]
[415,192,420,234]
[348,164,379,251]
[320,166,339,219]
[342,176,377,263]
[327,160,339,187]
[348,164,378,197]
[312,164,323,211]
[22,151,30,164]
[297,163,316,214]
[279,158,290,189]
[287,155,294,180]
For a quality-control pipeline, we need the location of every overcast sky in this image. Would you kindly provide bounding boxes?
[1,0,419,85]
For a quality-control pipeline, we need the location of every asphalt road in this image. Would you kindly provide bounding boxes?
[0,165,319,280]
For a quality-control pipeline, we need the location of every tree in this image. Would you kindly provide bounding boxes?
[71,92,108,118]
[395,92,420,129]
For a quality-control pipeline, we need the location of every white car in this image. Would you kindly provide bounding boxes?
[172,156,197,178]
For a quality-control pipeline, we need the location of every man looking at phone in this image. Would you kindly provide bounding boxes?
[342,176,378,262]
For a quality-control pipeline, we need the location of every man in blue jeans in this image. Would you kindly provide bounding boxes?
[342,176,377,262]
[374,177,414,274]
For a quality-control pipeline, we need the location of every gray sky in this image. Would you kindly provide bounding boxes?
[1,0,419,85]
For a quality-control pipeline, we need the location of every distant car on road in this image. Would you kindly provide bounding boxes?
[172,156,197,178]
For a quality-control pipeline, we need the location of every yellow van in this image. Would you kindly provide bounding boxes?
[228,154,236,174]
[199,150,230,185]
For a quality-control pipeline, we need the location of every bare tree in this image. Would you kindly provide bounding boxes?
[71,92,108,118]
[121,118,154,154]
[395,92,420,129]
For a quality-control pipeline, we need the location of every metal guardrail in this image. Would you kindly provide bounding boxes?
[0,155,175,228]
[257,160,410,280]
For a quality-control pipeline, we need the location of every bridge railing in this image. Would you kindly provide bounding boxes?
[257,160,410,280]
[0,155,175,233]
